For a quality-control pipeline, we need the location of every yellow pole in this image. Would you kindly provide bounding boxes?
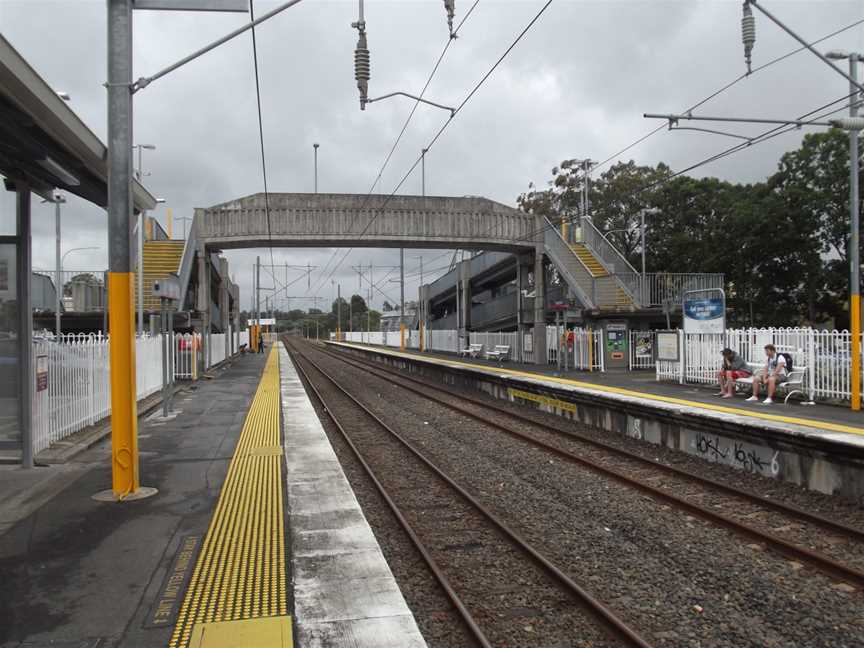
[419,322,425,352]
[853,295,861,411]
[167,207,173,239]
[400,323,406,351]
[108,272,139,496]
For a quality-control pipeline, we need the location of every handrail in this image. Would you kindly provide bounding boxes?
[176,216,199,310]
[543,219,596,309]
[580,217,640,275]
[580,217,642,305]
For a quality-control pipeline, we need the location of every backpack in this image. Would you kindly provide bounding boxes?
[778,352,793,373]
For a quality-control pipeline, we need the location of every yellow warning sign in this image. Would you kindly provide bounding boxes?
[508,388,578,413]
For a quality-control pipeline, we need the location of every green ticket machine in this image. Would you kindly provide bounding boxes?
[603,321,628,369]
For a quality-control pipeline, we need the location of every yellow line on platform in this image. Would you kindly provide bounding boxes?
[335,343,864,437]
[169,349,289,648]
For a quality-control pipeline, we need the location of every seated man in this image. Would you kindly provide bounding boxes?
[715,347,751,398]
[746,343,787,405]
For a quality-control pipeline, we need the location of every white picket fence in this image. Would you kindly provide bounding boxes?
[32,330,249,454]
[33,334,163,454]
[656,327,864,403]
[629,330,656,370]
[546,326,604,371]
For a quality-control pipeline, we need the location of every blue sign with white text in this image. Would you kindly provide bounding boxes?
[684,298,724,321]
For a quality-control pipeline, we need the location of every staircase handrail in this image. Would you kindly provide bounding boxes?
[580,217,641,305]
[581,217,640,274]
[177,215,199,310]
[543,219,596,309]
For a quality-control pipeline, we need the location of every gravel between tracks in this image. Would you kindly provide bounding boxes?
[303,342,864,648]
[292,345,625,648]
[321,347,864,573]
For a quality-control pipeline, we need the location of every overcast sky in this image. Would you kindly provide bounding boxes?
[1,0,862,313]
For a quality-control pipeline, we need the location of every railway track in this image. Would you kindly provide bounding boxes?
[311,341,864,591]
[285,339,654,648]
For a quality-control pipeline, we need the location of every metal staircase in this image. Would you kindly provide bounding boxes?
[543,218,638,311]
[136,240,184,311]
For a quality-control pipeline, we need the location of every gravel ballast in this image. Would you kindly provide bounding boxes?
[295,342,864,647]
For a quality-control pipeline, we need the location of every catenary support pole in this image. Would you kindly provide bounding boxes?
[641,209,647,306]
[136,145,144,334]
[849,56,861,411]
[106,0,141,497]
[54,198,61,337]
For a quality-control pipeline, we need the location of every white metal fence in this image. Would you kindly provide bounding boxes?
[656,327,864,403]
[209,333,227,367]
[33,334,162,454]
[629,330,656,370]
[546,326,604,371]
[31,330,249,454]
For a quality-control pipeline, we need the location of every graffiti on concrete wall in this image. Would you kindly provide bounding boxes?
[691,431,780,477]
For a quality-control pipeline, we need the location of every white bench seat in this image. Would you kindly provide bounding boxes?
[485,345,511,362]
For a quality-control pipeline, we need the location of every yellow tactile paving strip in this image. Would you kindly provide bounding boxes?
[169,349,289,648]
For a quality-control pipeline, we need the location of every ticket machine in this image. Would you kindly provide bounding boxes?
[603,321,628,369]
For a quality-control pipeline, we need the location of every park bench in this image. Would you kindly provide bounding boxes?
[485,345,511,362]
[458,343,484,358]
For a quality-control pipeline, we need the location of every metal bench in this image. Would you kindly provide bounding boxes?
[458,343,484,358]
[485,345,511,362]
[734,361,810,404]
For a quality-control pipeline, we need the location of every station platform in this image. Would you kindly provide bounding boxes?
[0,345,424,648]
[327,342,864,499]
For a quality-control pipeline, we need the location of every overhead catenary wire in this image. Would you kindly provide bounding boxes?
[310,0,481,297]
[318,0,555,292]
[591,16,864,174]
[249,0,276,288]
[330,12,864,303]
[386,15,864,293]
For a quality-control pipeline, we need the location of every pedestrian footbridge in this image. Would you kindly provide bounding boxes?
[193,193,537,251]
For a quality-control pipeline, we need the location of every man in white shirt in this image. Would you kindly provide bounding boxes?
[746,344,787,405]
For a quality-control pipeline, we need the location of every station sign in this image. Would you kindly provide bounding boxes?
[655,331,680,362]
[682,288,726,335]
[249,318,276,326]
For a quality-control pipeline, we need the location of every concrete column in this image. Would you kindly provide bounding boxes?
[197,248,211,368]
[458,259,471,338]
[533,216,546,364]
[218,259,229,332]
[16,185,33,468]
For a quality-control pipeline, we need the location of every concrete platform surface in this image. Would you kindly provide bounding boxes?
[0,353,266,648]
[279,345,427,648]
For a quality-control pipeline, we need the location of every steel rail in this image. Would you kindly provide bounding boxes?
[286,345,494,648]
[313,344,864,590]
[318,344,864,542]
[285,339,654,648]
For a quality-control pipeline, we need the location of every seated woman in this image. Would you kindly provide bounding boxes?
[715,347,751,399]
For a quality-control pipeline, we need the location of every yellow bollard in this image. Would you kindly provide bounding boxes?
[108,272,139,496]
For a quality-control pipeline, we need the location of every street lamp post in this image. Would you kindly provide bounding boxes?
[60,247,100,329]
[313,143,319,193]
[134,144,156,335]
[827,50,863,411]
[47,193,66,337]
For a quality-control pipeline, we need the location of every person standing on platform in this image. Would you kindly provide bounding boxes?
[258,329,265,354]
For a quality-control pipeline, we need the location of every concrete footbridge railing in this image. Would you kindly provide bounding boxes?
[193,193,537,251]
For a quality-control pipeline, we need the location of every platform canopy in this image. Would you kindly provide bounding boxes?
[0,34,156,210]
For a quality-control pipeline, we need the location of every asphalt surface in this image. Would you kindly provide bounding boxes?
[0,352,267,648]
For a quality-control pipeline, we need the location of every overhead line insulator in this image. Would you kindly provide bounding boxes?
[741,1,756,75]
[444,0,456,37]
